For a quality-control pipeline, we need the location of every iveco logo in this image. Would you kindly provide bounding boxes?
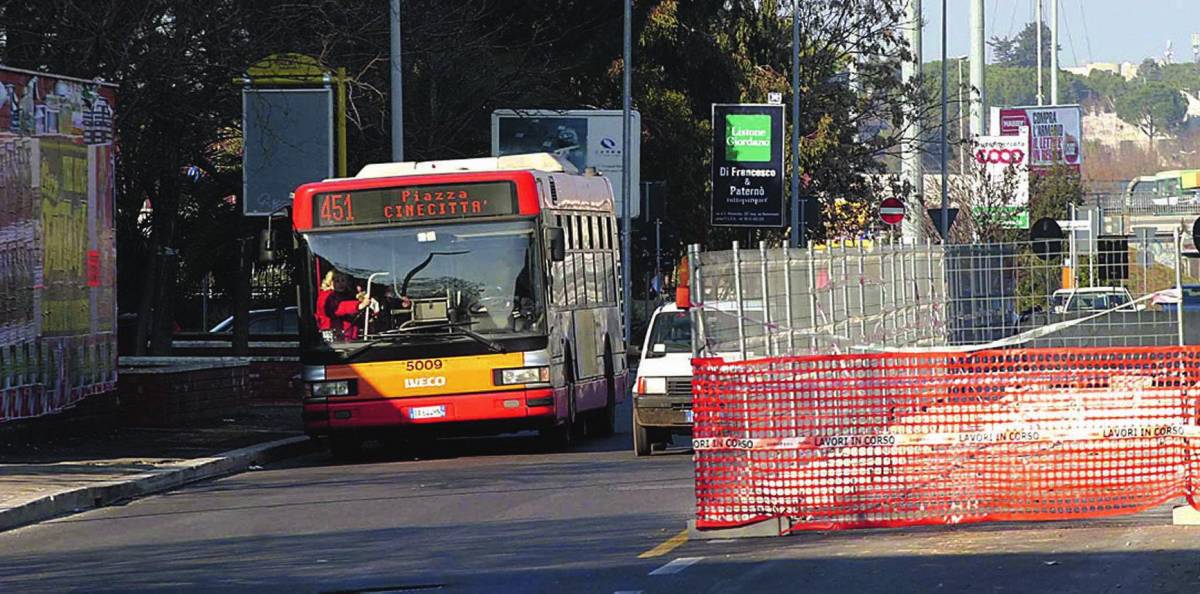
[405,376,447,388]
[600,138,617,150]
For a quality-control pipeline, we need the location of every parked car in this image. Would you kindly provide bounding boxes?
[209,306,299,334]
[1050,287,1142,314]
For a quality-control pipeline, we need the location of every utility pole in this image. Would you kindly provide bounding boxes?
[901,0,925,241]
[790,0,802,248]
[970,0,986,136]
[940,0,949,240]
[622,0,633,346]
[389,0,404,161]
[1036,0,1044,106]
[1051,0,1059,105]
[958,57,966,176]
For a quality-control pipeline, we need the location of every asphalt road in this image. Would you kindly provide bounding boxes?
[3,397,1200,593]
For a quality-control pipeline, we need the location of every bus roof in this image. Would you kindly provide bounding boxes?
[354,152,577,179]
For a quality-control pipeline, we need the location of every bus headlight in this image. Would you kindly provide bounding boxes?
[310,380,356,397]
[495,366,550,386]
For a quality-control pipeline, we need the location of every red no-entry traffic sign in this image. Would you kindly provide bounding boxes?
[880,197,905,226]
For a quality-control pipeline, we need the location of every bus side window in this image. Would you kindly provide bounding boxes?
[553,214,567,307]
[589,216,600,305]
[594,216,606,304]
[568,214,580,307]
[609,216,619,304]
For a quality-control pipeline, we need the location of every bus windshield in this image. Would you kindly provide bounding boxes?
[305,220,544,345]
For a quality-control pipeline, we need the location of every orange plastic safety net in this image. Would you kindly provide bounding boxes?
[692,346,1200,532]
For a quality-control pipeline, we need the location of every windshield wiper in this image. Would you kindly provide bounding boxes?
[378,321,506,353]
[335,332,447,360]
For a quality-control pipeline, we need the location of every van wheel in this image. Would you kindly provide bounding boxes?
[633,411,651,457]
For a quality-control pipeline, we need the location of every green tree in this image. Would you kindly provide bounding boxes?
[1136,58,1163,82]
[1081,70,1128,110]
[1115,81,1187,145]
[1029,164,1084,221]
[989,22,1056,68]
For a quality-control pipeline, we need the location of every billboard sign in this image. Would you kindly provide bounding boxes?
[243,88,334,216]
[491,109,641,219]
[974,132,1031,227]
[992,105,1082,172]
[710,104,785,227]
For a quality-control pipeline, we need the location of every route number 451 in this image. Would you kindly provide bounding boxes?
[320,194,355,223]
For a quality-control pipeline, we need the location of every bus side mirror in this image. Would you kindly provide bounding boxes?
[547,228,565,262]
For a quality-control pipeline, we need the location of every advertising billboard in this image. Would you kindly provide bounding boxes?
[242,88,334,216]
[974,132,1030,227]
[991,105,1082,173]
[710,104,785,227]
[491,109,641,219]
[0,66,118,422]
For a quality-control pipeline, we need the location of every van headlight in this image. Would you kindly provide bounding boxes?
[495,366,550,386]
[636,377,666,395]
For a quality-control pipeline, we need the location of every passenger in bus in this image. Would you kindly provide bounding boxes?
[324,271,374,340]
[315,270,335,331]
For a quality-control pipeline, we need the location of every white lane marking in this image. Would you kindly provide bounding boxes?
[649,556,704,576]
[613,483,691,491]
[614,591,644,594]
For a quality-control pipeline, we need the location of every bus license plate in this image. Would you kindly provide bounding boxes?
[409,405,446,420]
[684,410,694,423]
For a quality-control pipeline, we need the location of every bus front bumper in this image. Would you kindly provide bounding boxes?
[303,387,557,435]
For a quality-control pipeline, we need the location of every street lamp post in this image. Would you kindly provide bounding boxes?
[790,0,802,248]
[622,0,633,345]
[389,0,404,161]
[955,55,967,176]
[939,0,949,240]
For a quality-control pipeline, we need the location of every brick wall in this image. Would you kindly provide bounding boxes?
[118,358,250,427]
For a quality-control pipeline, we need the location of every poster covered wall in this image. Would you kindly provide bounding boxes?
[0,66,117,422]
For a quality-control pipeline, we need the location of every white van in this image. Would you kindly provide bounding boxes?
[632,303,694,456]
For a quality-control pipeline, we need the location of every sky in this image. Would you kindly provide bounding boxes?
[921,0,1199,67]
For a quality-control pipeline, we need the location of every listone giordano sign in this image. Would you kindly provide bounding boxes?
[711,104,785,227]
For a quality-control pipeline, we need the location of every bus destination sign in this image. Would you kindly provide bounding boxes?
[313,181,518,227]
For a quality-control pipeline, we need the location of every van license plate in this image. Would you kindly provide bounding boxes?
[683,410,694,423]
[409,405,446,420]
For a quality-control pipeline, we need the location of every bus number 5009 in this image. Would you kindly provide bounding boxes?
[406,359,443,371]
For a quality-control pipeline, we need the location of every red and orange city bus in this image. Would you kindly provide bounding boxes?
[292,153,628,457]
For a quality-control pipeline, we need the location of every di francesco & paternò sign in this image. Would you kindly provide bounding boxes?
[711,104,785,227]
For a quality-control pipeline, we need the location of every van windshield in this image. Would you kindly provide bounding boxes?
[645,311,691,357]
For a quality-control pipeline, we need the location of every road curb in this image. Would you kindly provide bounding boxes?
[0,435,319,533]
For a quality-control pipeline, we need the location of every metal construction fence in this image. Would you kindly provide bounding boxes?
[692,346,1200,532]
[688,234,1190,357]
[687,235,1199,533]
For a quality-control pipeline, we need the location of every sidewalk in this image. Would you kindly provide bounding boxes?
[0,403,317,532]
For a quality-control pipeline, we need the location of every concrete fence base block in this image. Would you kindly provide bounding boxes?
[1172,505,1200,526]
[687,517,789,539]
